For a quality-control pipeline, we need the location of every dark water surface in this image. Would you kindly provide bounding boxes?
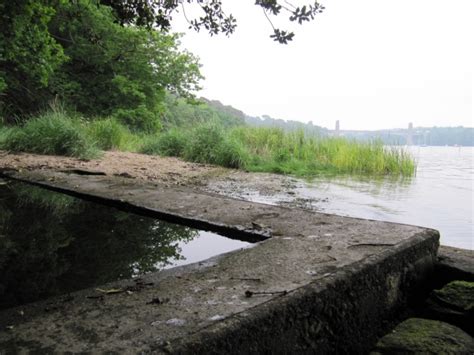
[0,180,250,310]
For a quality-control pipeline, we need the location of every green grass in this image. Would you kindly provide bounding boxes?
[1,110,99,159]
[139,124,248,169]
[226,126,416,176]
[0,111,416,177]
[140,128,187,157]
[140,124,416,176]
[87,117,135,151]
[0,126,13,148]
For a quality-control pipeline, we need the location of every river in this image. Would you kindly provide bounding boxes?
[294,146,473,250]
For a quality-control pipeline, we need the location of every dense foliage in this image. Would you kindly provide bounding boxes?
[0,0,202,132]
[0,0,66,116]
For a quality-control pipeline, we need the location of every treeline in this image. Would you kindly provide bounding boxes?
[162,95,245,129]
[340,127,474,146]
[413,127,474,146]
[245,115,328,136]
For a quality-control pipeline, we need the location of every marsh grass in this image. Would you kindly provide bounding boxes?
[141,124,415,176]
[235,128,416,176]
[1,110,99,159]
[182,123,247,168]
[0,112,416,176]
[87,118,135,151]
[140,128,187,157]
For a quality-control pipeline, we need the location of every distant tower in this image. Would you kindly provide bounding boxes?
[407,122,413,146]
[335,120,340,137]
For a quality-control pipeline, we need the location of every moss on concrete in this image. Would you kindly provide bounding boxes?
[371,318,474,354]
[432,281,474,312]
[425,280,474,335]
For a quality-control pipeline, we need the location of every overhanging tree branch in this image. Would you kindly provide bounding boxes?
[99,1,325,44]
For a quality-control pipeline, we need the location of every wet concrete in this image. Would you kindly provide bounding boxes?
[0,170,440,353]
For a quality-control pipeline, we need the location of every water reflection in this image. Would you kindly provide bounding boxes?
[0,181,248,310]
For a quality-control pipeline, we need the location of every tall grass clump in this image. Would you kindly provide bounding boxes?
[140,123,249,169]
[228,127,416,176]
[183,123,248,168]
[2,110,99,159]
[0,126,14,149]
[88,118,133,151]
[140,128,187,157]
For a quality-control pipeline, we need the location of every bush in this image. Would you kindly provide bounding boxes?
[88,118,131,151]
[2,110,98,159]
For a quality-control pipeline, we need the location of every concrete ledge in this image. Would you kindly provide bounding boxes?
[0,170,440,353]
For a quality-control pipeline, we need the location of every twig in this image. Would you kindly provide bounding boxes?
[245,290,287,298]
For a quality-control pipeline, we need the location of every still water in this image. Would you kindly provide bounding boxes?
[298,146,473,250]
[0,181,250,309]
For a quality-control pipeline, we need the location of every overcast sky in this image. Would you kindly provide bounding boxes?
[173,0,473,130]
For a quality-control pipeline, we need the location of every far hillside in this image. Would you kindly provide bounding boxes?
[338,127,474,146]
[245,115,328,136]
[162,95,245,129]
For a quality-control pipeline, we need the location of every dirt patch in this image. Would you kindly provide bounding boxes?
[0,150,308,200]
[0,151,225,186]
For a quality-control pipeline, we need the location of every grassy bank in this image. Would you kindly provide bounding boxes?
[0,110,416,177]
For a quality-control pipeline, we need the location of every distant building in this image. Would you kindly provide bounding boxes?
[335,120,340,137]
[407,122,413,146]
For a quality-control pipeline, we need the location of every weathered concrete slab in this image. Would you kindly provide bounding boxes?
[0,170,440,353]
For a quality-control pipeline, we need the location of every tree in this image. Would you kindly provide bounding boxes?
[48,1,202,132]
[0,0,66,118]
[0,0,202,131]
[100,0,325,44]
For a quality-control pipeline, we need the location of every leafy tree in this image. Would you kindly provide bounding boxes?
[0,1,202,132]
[101,0,325,44]
[48,1,202,132]
[0,0,66,119]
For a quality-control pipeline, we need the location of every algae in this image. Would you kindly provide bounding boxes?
[371,318,474,354]
[431,280,474,312]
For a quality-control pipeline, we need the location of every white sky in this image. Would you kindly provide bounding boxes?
[173,0,473,130]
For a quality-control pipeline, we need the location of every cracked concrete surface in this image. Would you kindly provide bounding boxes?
[0,170,440,353]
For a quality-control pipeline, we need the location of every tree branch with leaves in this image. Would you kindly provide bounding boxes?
[100,0,325,44]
